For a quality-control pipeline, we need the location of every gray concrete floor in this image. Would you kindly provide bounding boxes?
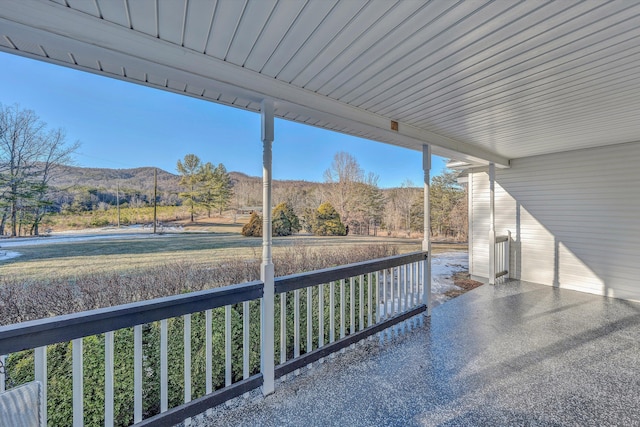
[194,281,640,426]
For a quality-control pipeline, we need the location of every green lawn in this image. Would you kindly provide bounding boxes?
[1,232,466,281]
[0,233,470,281]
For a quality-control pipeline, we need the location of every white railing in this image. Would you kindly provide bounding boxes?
[0,282,264,426]
[0,252,428,426]
[494,231,511,282]
[274,252,427,378]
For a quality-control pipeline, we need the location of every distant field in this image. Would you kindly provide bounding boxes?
[0,226,466,281]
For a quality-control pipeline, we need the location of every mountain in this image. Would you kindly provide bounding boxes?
[49,165,181,193]
[46,164,323,209]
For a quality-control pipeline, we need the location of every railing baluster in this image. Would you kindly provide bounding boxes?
[412,262,417,308]
[390,268,395,317]
[160,319,168,413]
[400,265,405,312]
[72,338,83,427]
[294,289,300,362]
[404,264,409,312]
[243,301,250,382]
[225,306,231,387]
[340,279,345,339]
[104,333,113,427]
[306,287,312,354]
[34,346,47,426]
[382,269,387,320]
[205,310,212,395]
[329,281,335,343]
[318,284,324,348]
[367,273,373,327]
[376,271,386,323]
[0,354,5,392]
[359,274,364,331]
[350,277,355,336]
[280,293,287,364]
[184,314,192,403]
[134,325,142,424]
[407,263,412,309]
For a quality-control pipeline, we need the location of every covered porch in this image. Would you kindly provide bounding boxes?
[2,1,640,425]
[206,280,640,426]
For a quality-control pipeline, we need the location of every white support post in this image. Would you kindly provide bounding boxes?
[489,162,496,285]
[260,99,275,396]
[422,145,432,315]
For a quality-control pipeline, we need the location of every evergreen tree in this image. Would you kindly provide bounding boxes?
[176,154,203,222]
[272,202,301,236]
[200,162,217,218]
[212,163,233,215]
[195,162,234,218]
[312,202,346,236]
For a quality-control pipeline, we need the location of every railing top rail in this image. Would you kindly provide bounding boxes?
[275,251,427,294]
[0,280,263,355]
[495,235,509,243]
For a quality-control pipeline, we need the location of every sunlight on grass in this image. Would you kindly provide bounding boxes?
[0,233,465,281]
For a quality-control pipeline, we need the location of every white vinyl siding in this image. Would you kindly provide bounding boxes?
[469,141,640,301]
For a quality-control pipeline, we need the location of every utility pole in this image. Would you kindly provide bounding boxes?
[116,182,121,228]
[153,168,157,234]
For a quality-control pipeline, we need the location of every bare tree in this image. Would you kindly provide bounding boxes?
[322,151,364,230]
[0,104,79,236]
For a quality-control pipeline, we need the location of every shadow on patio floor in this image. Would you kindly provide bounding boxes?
[193,281,640,426]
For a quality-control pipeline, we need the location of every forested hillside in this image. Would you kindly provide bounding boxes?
[42,163,467,240]
[1,104,466,239]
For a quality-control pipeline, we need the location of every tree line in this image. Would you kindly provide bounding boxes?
[176,153,233,221]
[0,104,79,236]
[1,105,468,240]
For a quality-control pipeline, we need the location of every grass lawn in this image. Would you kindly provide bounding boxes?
[0,229,466,281]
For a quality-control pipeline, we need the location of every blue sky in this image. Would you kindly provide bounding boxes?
[0,52,447,188]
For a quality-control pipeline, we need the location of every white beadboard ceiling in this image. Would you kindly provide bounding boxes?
[2,0,640,167]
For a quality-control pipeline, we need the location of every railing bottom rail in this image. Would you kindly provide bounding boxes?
[275,304,426,379]
[137,374,263,426]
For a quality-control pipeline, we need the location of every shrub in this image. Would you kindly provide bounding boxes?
[272,202,301,236]
[312,202,346,236]
[241,212,262,237]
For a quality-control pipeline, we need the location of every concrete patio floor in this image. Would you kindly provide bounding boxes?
[196,281,640,426]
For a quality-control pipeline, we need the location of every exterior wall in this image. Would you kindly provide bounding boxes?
[469,141,640,301]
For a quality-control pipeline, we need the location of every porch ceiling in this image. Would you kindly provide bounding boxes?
[2,1,640,166]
